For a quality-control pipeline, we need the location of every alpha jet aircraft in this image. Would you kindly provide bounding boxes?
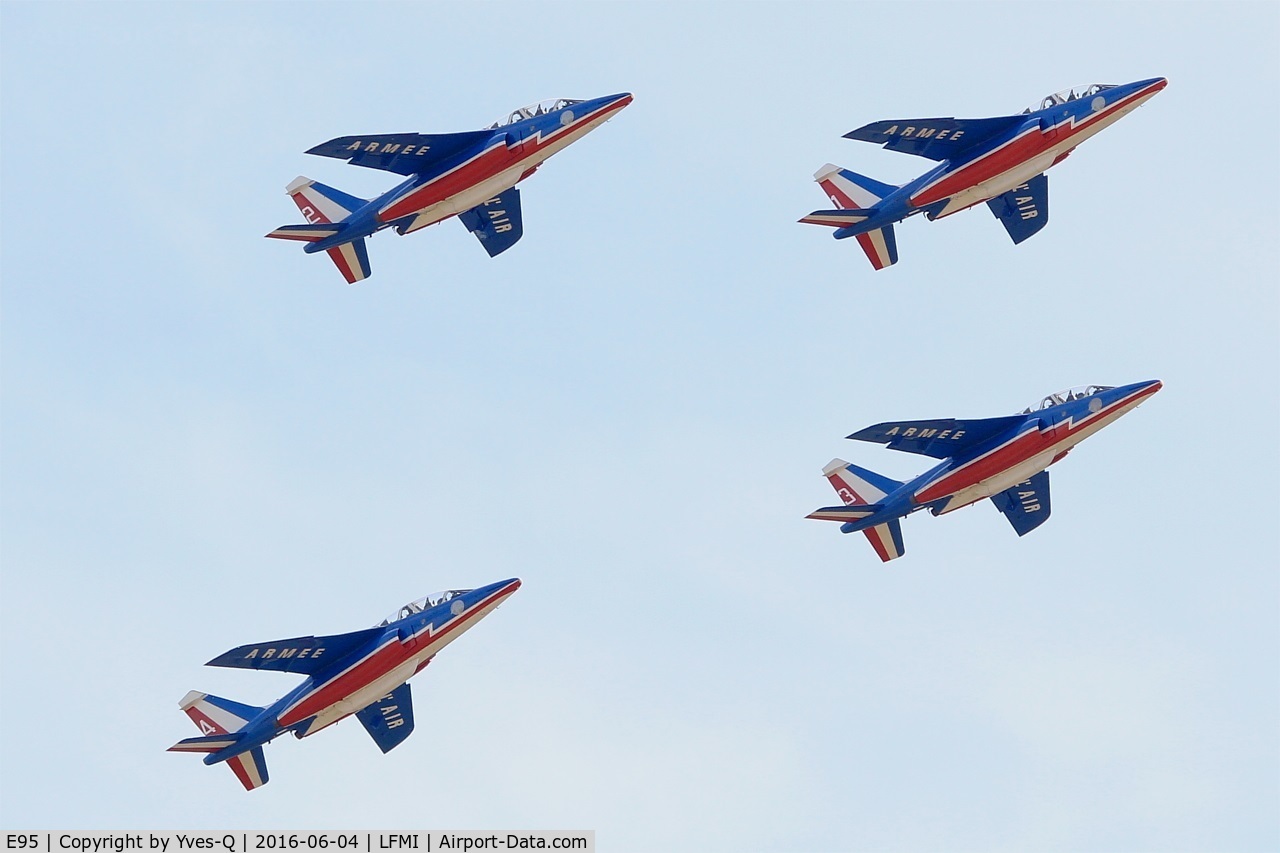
[169,578,520,790]
[266,93,632,283]
[799,78,1166,270]
[807,381,1161,561]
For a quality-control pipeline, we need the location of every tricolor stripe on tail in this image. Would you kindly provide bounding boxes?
[322,239,372,285]
[168,691,271,791]
[803,164,900,271]
[268,177,373,284]
[812,458,908,562]
[285,176,367,224]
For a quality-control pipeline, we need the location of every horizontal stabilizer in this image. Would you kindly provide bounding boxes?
[845,115,1027,161]
[799,209,875,228]
[307,131,494,175]
[206,627,384,675]
[991,470,1052,536]
[849,416,1027,458]
[987,172,1049,244]
[459,187,524,257]
[265,223,344,242]
[356,681,416,754]
[168,733,241,753]
[170,691,271,790]
[807,504,883,523]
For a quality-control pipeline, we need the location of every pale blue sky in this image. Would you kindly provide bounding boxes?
[2,2,1277,849]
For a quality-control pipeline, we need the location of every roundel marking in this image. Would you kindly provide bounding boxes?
[1091,96,1106,112]
[450,599,465,616]
[560,110,574,126]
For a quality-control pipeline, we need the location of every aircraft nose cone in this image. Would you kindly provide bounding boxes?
[604,92,634,110]
[1117,379,1163,400]
[489,577,522,597]
[1130,77,1168,96]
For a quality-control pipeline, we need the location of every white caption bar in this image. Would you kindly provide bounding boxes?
[2,833,594,853]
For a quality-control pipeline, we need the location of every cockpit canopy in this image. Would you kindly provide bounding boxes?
[1022,84,1115,114]
[376,589,472,627]
[1021,385,1115,414]
[488,98,586,129]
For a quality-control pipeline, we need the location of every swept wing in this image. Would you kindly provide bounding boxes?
[849,416,1027,459]
[459,187,524,257]
[844,116,1027,161]
[307,131,495,175]
[987,173,1049,244]
[355,681,416,753]
[990,470,1052,535]
[206,627,385,675]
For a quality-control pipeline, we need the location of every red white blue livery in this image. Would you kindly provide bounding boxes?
[800,78,1167,270]
[808,381,1161,562]
[267,93,632,283]
[169,578,520,790]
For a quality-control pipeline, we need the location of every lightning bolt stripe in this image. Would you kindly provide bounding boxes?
[911,80,1166,207]
[377,98,630,224]
[913,384,1160,504]
[276,581,520,728]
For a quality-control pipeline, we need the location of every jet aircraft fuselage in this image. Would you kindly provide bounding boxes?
[306,93,632,251]
[808,381,1161,561]
[801,78,1166,269]
[851,78,1166,228]
[169,578,521,789]
[267,93,632,282]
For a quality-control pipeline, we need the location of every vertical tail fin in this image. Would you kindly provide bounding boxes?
[282,177,373,285]
[168,691,271,791]
[286,176,367,224]
[820,459,907,562]
[814,164,897,210]
[812,164,900,271]
[821,458,903,505]
[176,690,262,735]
